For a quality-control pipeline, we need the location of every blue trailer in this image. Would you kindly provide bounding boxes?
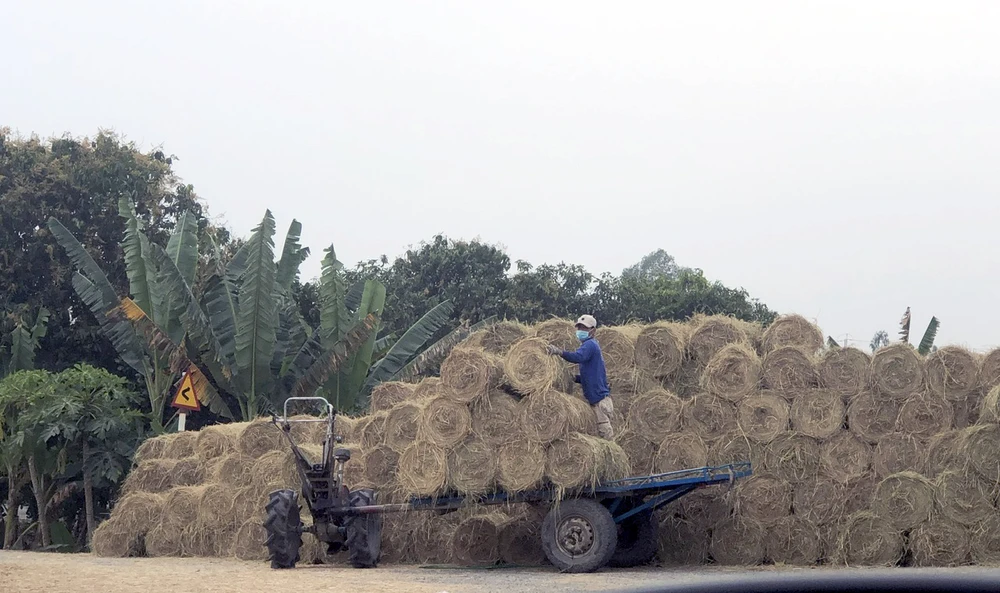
[265,398,753,573]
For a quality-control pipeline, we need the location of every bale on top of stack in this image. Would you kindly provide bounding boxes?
[96,313,1000,569]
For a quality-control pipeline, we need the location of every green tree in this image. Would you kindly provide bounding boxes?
[0,130,216,376]
[621,249,683,281]
[1,307,49,378]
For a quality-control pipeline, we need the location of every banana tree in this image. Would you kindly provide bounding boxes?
[1,307,49,379]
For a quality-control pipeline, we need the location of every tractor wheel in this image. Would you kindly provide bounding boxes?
[264,489,303,569]
[608,509,658,567]
[541,499,618,573]
[345,488,382,568]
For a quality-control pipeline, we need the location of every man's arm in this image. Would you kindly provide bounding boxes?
[561,341,594,364]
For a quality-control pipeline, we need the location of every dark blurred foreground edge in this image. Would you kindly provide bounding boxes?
[611,569,1000,593]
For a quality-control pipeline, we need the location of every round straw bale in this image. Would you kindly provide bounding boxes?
[710,432,763,469]
[194,483,239,530]
[237,419,283,459]
[144,523,182,557]
[820,432,872,483]
[232,519,267,561]
[195,423,243,461]
[926,346,979,401]
[871,471,936,530]
[448,437,497,495]
[377,512,419,564]
[910,518,971,567]
[232,484,267,525]
[497,438,546,492]
[872,432,925,478]
[91,518,143,557]
[792,476,846,526]
[112,491,166,529]
[654,431,708,474]
[471,388,519,446]
[334,415,358,443]
[924,429,968,479]
[161,430,198,459]
[731,473,791,526]
[766,515,822,566]
[451,513,512,566]
[789,389,845,439]
[626,389,684,443]
[683,393,737,435]
[737,394,790,444]
[398,441,448,496]
[134,435,169,463]
[249,450,299,490]
[411,510,468,564]
[418,396,471,448]
[843,475,877,516]
[412,376,442,400]
[964,423,1000,482]
[658,515,710,565]
[161,485,207,530]
[871,343,924,400]
[761,314,823,354]
[846,393,900,444]
[441,348,500,403]
[122,459,177,494]
[710,517,765,565]
[607,367,658,398]
[172,456,205,487]
[499,518,546,566]
[818,347,871,398]
[668,359,706,400]
[519,389,595,444]
[369,381,415,413]
[212,455,255,489]
[935,469,996,526]
[763,347,817,392]
[480,321,533,355]
[360,444,400,491]
[970,516,1000,564]
[635,322,687,379]
[675,485,731,528]
[764,432,821,482]
[384,400,425,453]
[896,391,953,439]
[976,385,1000,424]
[700,343,762,402]
[547,433,630,490]
[535,318,577,351]
[503,337,561,395]
[355,411,389,450]
[982,348,1000,391]
[594,325,641,373]
[181,522,230,557]
[616,429,657,475]
[835,511,904,566]
[688,314,754,364]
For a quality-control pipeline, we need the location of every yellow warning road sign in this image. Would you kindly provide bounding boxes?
[171,372,201,412]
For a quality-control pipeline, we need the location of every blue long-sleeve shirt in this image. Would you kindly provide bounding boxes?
[560,337,610,405]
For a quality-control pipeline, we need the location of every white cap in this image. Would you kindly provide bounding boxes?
[575,314,598,329]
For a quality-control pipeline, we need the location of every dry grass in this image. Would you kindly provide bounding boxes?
[687,314,757,364]
[963,423,1000,482]
[766,515,822,566]
[397,441,448,496]
[440,347,500,403]
[384,400,426,453]
[760,314,823,354]
[237,420,283,459]
[634,322,687,379]
[846,393,900,444]
[418,396,472,448]
[818,347,871,398]
[710,517,766,565]
[819,432,872,483]
[682,393,737,434]
[789,389,845,439]
[731,472,792,525]
[654,431,708,474]
[925,346,979,401]
[91,518,143,558]
[981,348,1000,391]
[497,438,546,492]
[626,389,684,443]
[910,518,971,567]
[447,437,498,495]
[935,469,996,526]
[535,318,577,351]
[762,347,818,392]
[700,343,762,401]
[872,432,924,478]
[870,471,936,531]
[896,391,953,438]
[870,343,924,400]
[470,388,519,446]
[478,321,533,355]
[503,337,561,395]
[519,389,596,444]
[658,515,710,565]
[835,511,904,567]
[736,393,790,444]
[594,325,641,372]
[763,432,821,482]
[369,382,415,413]
[792,476,846,526]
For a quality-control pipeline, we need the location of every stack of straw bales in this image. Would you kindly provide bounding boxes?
[95,313,1000,569]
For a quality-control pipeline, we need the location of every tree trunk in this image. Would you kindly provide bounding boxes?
[3,464,23,549]
[82,441,95,546]
[26,456,50,548]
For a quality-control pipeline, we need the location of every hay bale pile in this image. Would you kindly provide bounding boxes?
[96,314,1000,569]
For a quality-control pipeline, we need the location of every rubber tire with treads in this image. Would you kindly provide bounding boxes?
[541,499,618,573]
[345,488,382,568]
[608,509,658,567]
[264,489,303,569]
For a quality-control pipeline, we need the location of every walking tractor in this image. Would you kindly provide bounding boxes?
[264,397,753,573]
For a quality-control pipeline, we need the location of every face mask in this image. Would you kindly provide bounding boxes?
[576,330,590,341]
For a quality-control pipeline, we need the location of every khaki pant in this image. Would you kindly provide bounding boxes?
[592,397,614,440]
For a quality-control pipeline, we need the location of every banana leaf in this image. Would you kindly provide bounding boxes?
[6,307,49,374]
[202,237,240,371]
[275,220,309,292]
[362,300,454,393]
[917,317,940,356]
[319,246,354,347]
[394,316,497,382]
[334,280,386,406]
[291,314,379,403]
[71,273,147,376]
[117,197,155,318]
[165,210,199,289]
[234,211,278,409]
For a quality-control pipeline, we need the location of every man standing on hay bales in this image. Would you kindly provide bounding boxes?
[546,314,614,440]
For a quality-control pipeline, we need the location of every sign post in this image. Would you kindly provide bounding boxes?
[171,371,201,431]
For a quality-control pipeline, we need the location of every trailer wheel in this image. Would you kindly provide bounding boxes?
[264,489,302,569]
[345,488,382,568]
[541,499,618,572]
[608,509,658,567]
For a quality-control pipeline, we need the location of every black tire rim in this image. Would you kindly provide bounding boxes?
[556,515,597,558]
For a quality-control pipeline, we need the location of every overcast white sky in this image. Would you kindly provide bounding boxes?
[3,1,999,350]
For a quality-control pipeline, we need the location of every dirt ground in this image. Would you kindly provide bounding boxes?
[3,552,1000,593]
